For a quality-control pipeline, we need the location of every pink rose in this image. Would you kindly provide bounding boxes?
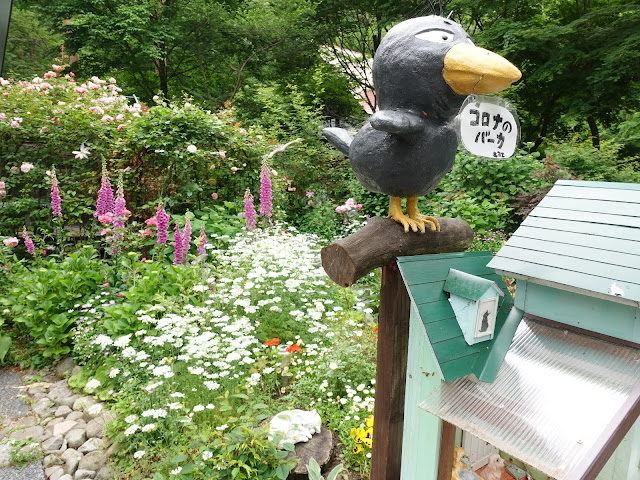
[3,237,19,247]
[0,181,5,189]
[117,124,126,131]
[100,228,112,235]
[356,204,363,210]
[142,229,153,236]
[20,162,34,173]
[98,213,113,224]
[218,150,226,159]
[144,217,158,226]
[101,115,113,122]
[231,167,238,172]
[211,193,218,199]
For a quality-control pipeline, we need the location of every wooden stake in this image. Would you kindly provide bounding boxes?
[437,421,457,480]
[371,262,411,480]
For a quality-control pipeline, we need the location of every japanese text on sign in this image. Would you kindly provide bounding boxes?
[458,95,519,159]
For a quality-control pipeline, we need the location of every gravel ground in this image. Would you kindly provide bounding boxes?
[0,367,45,480]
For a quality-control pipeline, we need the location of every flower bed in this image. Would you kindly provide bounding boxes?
[63,226,378,479]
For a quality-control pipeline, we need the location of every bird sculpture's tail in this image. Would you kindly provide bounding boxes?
[322,127,353,156]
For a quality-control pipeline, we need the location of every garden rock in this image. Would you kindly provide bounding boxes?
[85,418,104,439]
[59,394,82,409]
[64,455,80,476]
[75,469,96,479]
[78,438,103,454]
[288,426,333,477]
[43,453,63,468]
[59,475,73,480]
[55,358,76,379]
[95,466,111,480]
[66,411,85,422]
[13,415,37,429]
[28,385,48,395]
[56,406,73,418]
[49,385,75,406]
[42,434,64,453]
[78,451,107,472]
[33,397,54,417]
[62,448,82,463]
[53,420,78,437]
[66,428,87,449]
[10,424,44,442]
[0,443,11,467]
[73,397,97,413]
[45,465,65,480]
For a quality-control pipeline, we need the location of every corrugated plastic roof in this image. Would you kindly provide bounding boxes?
[419,315,640,480]
[398,252,520,383]
[488,180,640,306]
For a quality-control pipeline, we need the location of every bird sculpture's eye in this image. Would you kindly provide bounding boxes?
[415,29,455,44]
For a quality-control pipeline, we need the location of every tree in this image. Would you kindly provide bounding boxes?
[446,0,640,149]
[4,5,63,78]
[34,0,320,105]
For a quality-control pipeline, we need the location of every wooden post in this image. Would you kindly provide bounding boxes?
[437,421,457,480]
[371,262,411,480]
[321,216,474,479]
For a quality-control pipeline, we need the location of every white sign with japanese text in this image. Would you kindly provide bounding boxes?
[458,95,520,159]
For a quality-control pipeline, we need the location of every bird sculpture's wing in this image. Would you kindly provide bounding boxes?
[322,127,353,156]
[369,110,424,134]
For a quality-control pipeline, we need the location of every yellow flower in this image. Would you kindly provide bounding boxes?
[350,427,357,438]
[365,427,373,439]
[363,438,373,449]
[355,435,363,444]
[366,415,374,428]
[352,444,363,454]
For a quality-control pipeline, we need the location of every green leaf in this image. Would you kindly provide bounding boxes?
[172,454,187,463]
[0,336,12,362]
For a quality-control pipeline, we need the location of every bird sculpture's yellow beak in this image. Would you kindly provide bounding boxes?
[443,43,521,95]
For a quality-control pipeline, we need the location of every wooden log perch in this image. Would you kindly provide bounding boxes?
[321,216,474,287]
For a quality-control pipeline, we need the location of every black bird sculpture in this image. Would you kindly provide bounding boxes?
[323,15,521,233]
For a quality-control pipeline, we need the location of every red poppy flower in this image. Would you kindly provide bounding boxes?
[286,343,301,354]
[264,338,280,347]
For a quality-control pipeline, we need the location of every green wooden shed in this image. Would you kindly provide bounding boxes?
[398,180,640,480]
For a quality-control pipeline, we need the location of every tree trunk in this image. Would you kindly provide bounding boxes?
[587,115,600,150]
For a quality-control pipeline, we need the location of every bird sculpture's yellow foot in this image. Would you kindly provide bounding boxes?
[388,197,428,233]
[406,197,440,231]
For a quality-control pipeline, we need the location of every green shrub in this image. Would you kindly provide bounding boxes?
[428,146,546,232]
[546,136,640,183]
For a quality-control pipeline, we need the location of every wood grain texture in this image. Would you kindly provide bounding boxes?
[371,262,411,480]
[321,216,474,287]
[437,421,457,480]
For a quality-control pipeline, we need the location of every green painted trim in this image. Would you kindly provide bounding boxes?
[556,179,640,191]
[521,282,640,343]
[400,252,515,383]
[521,216,640,242]
[444,268,504,301]
[475,307,524,382]
[397,251,491,264]
[531,206,640,228]
[401,306,443,480]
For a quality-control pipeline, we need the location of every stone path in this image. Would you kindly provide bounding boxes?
[0,361,115,480]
